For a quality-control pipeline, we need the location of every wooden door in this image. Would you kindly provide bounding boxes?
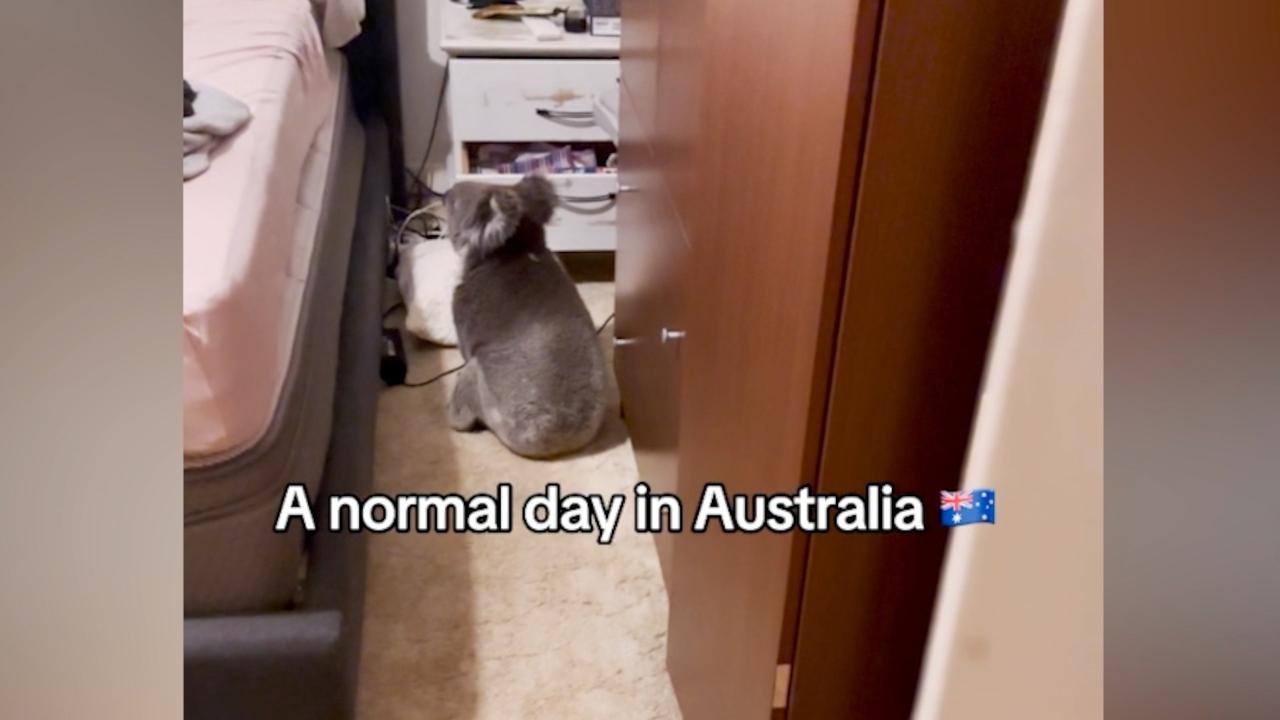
[621,0,1061,717]
[657,0,881,718]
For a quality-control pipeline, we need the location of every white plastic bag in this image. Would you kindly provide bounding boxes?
[397,238,463,347]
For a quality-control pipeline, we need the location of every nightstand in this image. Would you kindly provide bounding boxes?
[441,2,620,252]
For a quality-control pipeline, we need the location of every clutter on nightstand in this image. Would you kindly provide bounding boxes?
[468,143,616,175]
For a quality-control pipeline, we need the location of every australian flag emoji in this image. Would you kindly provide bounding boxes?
[940,489,996,527]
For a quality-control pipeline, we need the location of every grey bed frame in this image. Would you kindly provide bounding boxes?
[184,1,406,716]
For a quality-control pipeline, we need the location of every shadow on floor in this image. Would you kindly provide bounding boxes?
[356,333,479,720]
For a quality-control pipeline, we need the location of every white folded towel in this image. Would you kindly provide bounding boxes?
[183,81,251,180]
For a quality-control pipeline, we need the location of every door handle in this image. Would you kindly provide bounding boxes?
[559,192,618,216]
[615,329,684,347]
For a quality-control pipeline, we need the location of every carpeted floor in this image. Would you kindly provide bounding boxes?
[357,280,683,720]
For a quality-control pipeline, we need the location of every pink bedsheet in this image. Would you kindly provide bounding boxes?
[183,0,337,461]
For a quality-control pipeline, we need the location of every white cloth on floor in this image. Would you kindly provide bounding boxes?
[398,238,463,347]
[183,81,251,180]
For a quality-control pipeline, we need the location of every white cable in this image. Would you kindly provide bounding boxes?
[394,206,443,247]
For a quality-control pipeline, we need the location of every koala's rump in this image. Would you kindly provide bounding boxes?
[454,251,607,454]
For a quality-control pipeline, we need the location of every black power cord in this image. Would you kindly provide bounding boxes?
[406,60,450,206]
[383,301,406,321]
[394,312,617,389]
[403,361,466,388]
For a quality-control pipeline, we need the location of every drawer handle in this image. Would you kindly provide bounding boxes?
[560,192,617,204]
[535,108,596,120]
[558,192,617,216]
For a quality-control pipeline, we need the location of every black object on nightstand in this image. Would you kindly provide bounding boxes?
[585,0,620,36]
[564,6,588,33]
[455,0,517,8]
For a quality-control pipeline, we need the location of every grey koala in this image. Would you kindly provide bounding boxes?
[444,175,607,458]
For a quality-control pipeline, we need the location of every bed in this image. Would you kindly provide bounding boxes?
[183,0,343,466]
[183,0,404,716]
[184,0,359,615]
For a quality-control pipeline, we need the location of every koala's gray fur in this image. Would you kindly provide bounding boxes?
[445,175,607,458]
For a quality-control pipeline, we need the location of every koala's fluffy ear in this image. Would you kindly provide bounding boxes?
[449,184,522,258]
[515,174,557,226]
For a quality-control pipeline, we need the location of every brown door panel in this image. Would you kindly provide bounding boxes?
[663,0,878,715]
[619,0,659,153]
[616,81,689,585]
[788,1,1067,717]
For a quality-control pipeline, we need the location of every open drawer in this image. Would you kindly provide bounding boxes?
[453,142,618,252]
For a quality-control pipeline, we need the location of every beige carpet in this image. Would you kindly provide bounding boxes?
[357,281,683,720]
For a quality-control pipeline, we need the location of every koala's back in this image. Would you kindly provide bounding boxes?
[455,244,607,457]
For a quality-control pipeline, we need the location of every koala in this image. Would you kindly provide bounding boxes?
[444,175,607,458]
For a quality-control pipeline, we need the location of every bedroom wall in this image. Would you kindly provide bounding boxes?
[396,0,453,194]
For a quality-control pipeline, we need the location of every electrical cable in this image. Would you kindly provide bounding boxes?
[395,206,446,247]
[390,204,436,238]
[402,362,466,388]
[407,60,451,206]
[387,204,448,278]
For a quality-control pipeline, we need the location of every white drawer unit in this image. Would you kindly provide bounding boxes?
[442,3,620,252]
[449,59,620,144]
